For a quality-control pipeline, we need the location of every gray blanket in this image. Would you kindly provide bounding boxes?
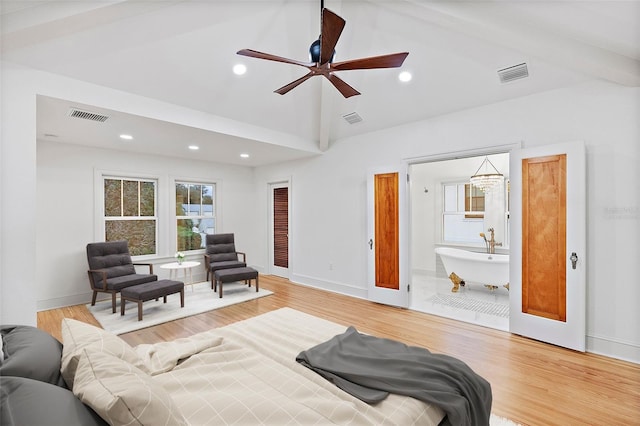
[296,326,491,426]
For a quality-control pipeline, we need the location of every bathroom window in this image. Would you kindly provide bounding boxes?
[442,182,485,244]
[464,184,485,219]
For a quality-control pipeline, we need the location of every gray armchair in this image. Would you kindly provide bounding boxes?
[86,240,157,313]
[204,233,246,287]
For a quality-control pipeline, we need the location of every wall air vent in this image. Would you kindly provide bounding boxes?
[497,63,529,84]
[342,112,363,124]
[66,108,110,122]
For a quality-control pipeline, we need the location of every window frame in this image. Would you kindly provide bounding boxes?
[173,178,218,254]
[95,170,160,260]
[441,180,485,245]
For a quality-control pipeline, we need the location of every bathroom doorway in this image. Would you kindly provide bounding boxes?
[408,151,511,331]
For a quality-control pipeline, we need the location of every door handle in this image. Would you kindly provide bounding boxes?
[570,252,578,269]
[368,239,373,250]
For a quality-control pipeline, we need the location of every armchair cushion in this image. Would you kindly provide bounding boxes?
[86,241,156,290]
[87,240,136,277]
[208,260,246,272]
[101,274,158,292]
[205,233,240,262]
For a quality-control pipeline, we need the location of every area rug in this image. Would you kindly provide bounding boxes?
[490,413,521,425]
[88,281,272,335]
[428,293,510,318]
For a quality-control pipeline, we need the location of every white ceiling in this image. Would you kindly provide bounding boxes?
[2,0,639,166]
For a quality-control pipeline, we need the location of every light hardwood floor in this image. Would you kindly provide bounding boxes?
[38,275,639,426]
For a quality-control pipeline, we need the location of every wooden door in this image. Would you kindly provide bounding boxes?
[273,187,289,268]
[522,154,567,321]
[374,173,400,289]
[510,141,586,351]
[367,166,409,307]
[269,182,289,278]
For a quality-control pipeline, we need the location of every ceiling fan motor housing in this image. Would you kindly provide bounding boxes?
[309,39,335,63]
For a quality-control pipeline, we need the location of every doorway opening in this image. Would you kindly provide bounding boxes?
[408,152,510,331]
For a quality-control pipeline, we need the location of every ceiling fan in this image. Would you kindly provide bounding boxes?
[237,4,409,98]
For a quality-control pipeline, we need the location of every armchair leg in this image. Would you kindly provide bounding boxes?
[112,293,117,314]
[91,291,98,306]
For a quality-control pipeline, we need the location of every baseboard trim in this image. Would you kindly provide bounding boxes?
[289,273,368,300]
[587,334,640,364]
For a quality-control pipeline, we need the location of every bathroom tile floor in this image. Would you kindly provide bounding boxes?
[410,271,510,331]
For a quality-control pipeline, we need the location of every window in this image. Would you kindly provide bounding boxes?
[104,177,157,256]
[175,182,215,251]
[442,181,485,244]
[464,184,485,219]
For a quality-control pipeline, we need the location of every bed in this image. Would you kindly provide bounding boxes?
[2,307,491,425]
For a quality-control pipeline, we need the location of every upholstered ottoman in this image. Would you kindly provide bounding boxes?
[120,279,184,321]
[213,267,258,298]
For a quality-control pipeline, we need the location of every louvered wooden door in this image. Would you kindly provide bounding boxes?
[273,187,288,268]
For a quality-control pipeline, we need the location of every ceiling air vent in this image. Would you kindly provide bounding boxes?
[497,63,529,84]
[66,108,110,122]
[342,112,363,124]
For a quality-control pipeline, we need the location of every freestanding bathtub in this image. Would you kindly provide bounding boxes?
[435,247,509,292]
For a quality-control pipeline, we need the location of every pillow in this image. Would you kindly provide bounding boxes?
[0,376,107,426]
[72,349,187,426]
[60,319,150,388]
[0,325,66,387]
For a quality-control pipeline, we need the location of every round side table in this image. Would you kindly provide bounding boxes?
[160,261,201,291]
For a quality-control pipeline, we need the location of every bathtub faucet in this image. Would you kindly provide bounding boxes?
[487,228,502,254]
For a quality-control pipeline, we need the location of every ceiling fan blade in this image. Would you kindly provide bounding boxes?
[320,8,345,65]
[331,52,409,71]
[274,72,315,95]
[325,74,360,98]
[237,49,313,68]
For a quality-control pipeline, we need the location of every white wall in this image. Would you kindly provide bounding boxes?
[255,81,639,363]
[36,141,257,310]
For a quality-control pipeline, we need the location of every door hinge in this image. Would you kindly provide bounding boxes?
[407,284,410,292]
[406,174,410,183]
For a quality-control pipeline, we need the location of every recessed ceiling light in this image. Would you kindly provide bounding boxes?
[119,134,133,140]
[240,153,250,158]
[188,145,199,150]
[398,71,412,82]
[233,64,247,75]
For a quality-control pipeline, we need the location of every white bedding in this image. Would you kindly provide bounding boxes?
[62,308,445,425]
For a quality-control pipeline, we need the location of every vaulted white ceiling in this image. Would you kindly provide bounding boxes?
[2,0,639,166]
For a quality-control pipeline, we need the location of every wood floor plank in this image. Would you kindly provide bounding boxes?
[37,275,640,426]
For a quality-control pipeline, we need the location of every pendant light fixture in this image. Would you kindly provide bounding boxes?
[470,156,503,192]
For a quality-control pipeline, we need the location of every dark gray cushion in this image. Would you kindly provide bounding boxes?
[0,325,66,388]
[121,280,184,301]
[87,240,136,277]
[214,267,258,282]
[105,273,158,291]
[1,376,107,426]
[205,233,239,262]
[87,241,157,289]
[209,260,246,272]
